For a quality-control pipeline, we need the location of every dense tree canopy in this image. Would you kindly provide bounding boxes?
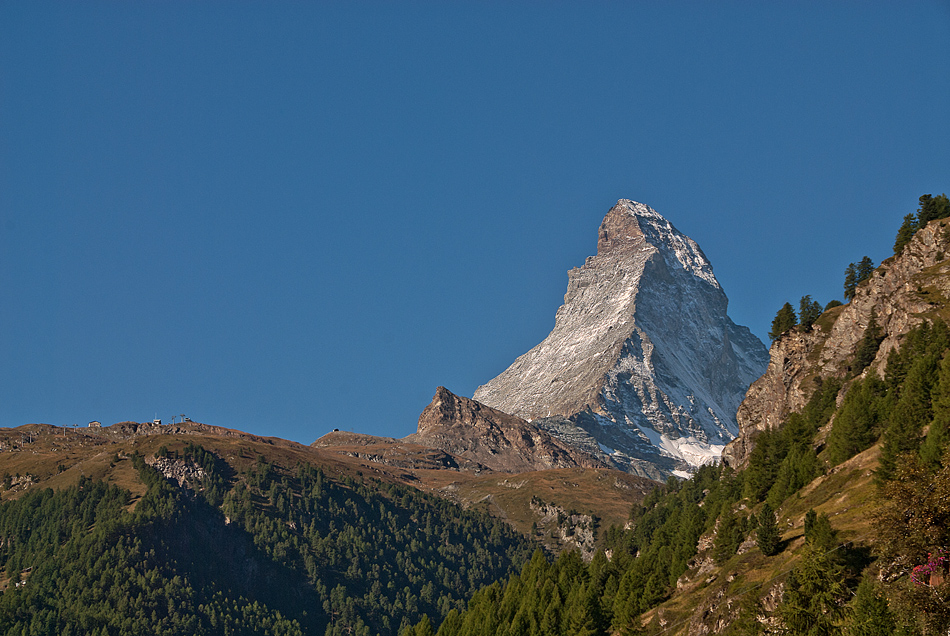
[0,450,534,636]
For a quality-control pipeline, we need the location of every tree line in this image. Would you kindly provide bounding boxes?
[769,193,949,343]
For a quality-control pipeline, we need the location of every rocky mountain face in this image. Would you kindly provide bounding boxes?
[403,386,609,473]
[723,217,950,468]
[474,200,769,479]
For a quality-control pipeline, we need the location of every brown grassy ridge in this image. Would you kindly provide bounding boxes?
[0,421,655,551]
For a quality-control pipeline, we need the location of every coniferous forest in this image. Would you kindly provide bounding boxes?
[0,450,534,636]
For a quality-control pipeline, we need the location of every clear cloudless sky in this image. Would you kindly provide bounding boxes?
[2,2,949,443]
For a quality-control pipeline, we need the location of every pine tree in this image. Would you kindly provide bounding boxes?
[412,614,435,636]
[540,581,564,636]
[856,256,875,284]
[916,193,950,226]
[769,302,798,341]
[803,510,837,554]
[743,429,782,502]
[713,506,741,565]
[566,582,607,636]
[779,541,848,636]
[756,503,781,557]
[611,570,642,636]
[799,295,823,331]
[844,263,858,301]
[844,575,895,636]
[803,509,817,540]
[893,213,919,255]
[852,311,884,376]
[826,372,888,465]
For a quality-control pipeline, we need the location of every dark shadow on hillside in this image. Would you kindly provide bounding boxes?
[842,543,875,580]
[144,494,325,634]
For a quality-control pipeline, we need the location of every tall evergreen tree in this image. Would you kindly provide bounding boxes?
[566,583,607,636]
[611,571,642,636]
[756,503,781,557]
[803,509,818,540]
[852,311,884,376]
[844,263,858,301]
[856,256,875,283]
[844,575,895,636]
[826,371,889,466]
[713,506,742,565]
[769,302,798,341]
[878,351,939,482]
[779,541,849,636]
[916,193,950,226]
[411,614,434,636]
[893,213,919,256]
[799,295,823,332]
[803,510,838,554]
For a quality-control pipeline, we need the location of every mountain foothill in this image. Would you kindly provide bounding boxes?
[2,194,949,635]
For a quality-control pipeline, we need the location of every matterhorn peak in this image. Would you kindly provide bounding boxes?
[474,199,767,479]
[598,200,719,289]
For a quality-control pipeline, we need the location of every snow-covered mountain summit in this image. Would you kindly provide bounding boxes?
[474,200,768,478]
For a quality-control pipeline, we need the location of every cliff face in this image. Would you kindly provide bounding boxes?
[724,218,950,468]
[403,387,609,473]
[474,200,768,477]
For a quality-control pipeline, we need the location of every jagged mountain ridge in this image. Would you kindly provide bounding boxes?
[474,200,768,478]
[724,216,950,467]
[403,386,610,473]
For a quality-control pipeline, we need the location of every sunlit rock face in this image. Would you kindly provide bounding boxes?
[474,200,768,479]
[724,217,950,469]
[403,386,609,473]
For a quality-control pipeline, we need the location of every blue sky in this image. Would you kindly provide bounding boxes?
[2,2,949,443]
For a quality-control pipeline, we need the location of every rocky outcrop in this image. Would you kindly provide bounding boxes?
[312,429,496,472]
[529,497,597,560]
[403,387,609,473]
[724,218,950,468]
[146,456,207,489]
[474,200,768,477]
